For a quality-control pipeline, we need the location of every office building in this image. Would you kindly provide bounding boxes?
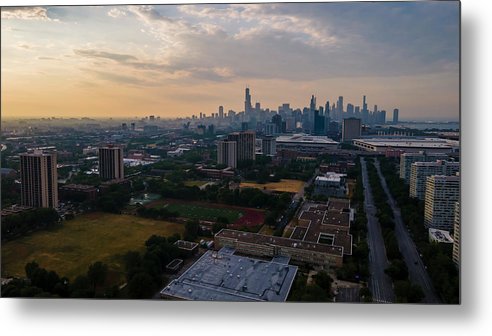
[272,114,283,134]
[409,160,460,200]
[346,103,354,117]
[227,131,256,162]
[261,136,276,156]
[218,106,224,119]
[98,145,124,181]
[400,151,449,182]
[393,108,399,124]
[313,110,325,135]
[217,140,237,169]
[341,118,362,142]
[424,175,460,230]
[452,201,460,267]
[20,150,58,208]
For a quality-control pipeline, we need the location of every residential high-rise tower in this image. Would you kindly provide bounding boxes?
[20,150,58,208]
[98,145,124,181]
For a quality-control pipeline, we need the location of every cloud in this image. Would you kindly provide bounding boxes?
[73,49,138,63]
[107,8,127,18]
[83,68,152,87]
[1,7,58,21]
[16,42,33,50]
[36,56,57,60]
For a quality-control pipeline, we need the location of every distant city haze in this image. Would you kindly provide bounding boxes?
[1,2,459,121]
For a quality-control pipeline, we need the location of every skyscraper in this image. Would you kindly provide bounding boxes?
[219,106,224,119]
[362,95,368,124]
[336,96,344,121]
[98,145,124,181]
[393,108,399,124]
[271,114,284,134]
[227,131,256,162]
[346,103,354,117]
[20,150,58,208]
[217,141,237,168]
[342,118,362,142]
[244,87,252,117]
[310,95,316,111]
[314,110,325,135]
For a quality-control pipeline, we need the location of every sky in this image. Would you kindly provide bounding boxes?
[1,1,460,121]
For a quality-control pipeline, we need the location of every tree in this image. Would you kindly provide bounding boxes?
[313,271,333,293]
[70,275,93,298]
[127,272,156,299]
[184,220,200,241]
[87,261,108,292]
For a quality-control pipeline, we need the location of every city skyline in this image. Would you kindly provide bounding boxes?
[1,2,459,120]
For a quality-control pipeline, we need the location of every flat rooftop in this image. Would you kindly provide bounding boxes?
[297,205,352,255]
[276,134,339,145]
[353,137,459,149]
[216,229,344,256]
[161,249,298,302]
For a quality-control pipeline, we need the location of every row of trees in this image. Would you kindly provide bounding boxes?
[288,270,334,302]
[1,208,60,241]
[147,178,292,212]
[336,160,370,295]
[378,157,459,304]
[2,261,115,298]
[366,159,424,303]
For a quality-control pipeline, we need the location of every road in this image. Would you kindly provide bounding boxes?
[374,159,440,304]
[360,157,395,303]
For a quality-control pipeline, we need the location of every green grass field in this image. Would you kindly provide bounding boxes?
[164,203,243,223]
[1,212,185,284]
[183,180,209,187]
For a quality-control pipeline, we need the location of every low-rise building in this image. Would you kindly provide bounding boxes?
[313,172,347,197]
[59,184,98,202]
[276,134,339,153]
[161,249,298,302]
[353,137,459,154]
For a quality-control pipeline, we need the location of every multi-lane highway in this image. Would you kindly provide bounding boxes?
[360,157,395,303]
[374,159,440,303]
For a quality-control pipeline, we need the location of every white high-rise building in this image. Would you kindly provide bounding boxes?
[409,160,460,200]
[424,175,460,230]
[399,151,448,182]
[452,201,460,267]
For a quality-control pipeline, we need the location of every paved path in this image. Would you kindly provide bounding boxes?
[374,159,440,304]
[360,157,395,303]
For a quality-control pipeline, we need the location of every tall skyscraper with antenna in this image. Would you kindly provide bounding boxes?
[244,87,252,117]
